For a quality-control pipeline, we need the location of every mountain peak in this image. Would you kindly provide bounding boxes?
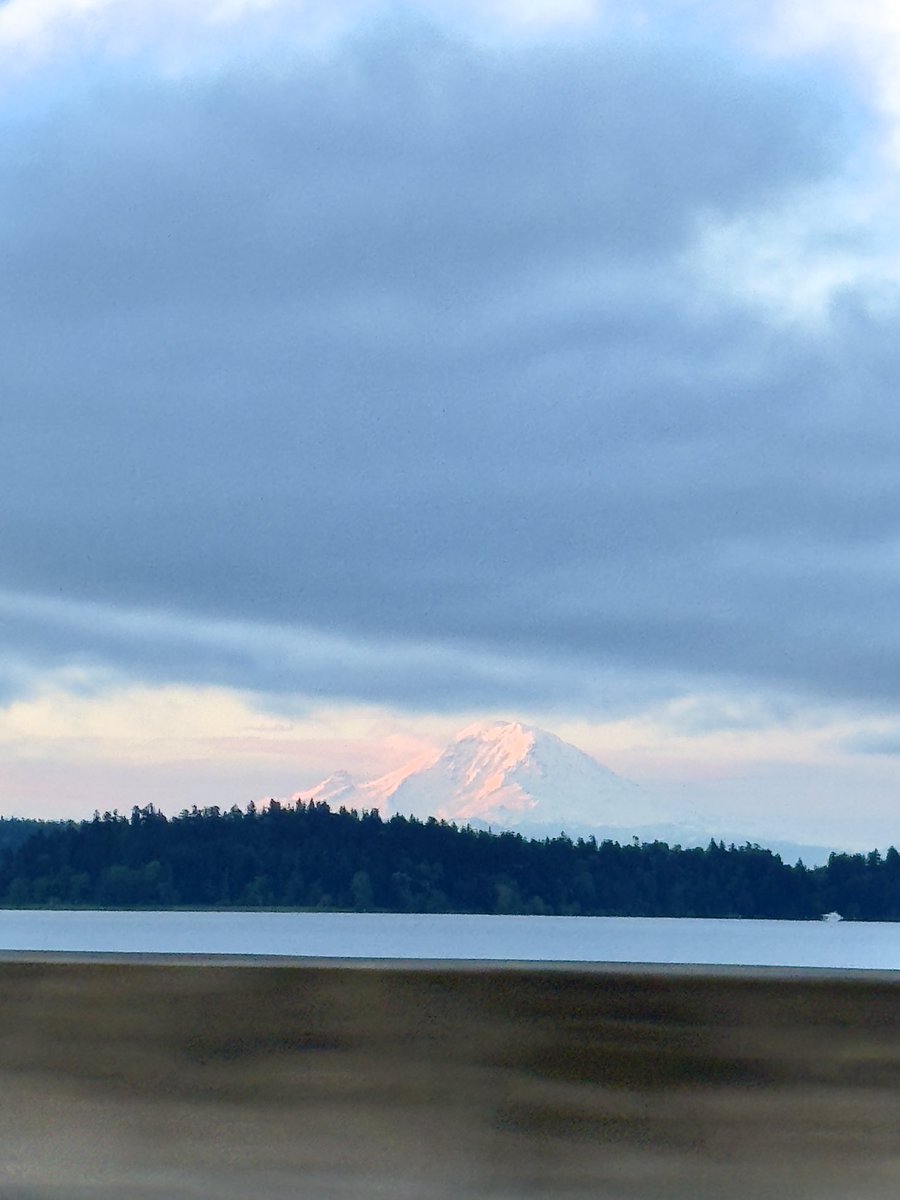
[449,720,539,780]
[305,770,359,808]
[302,719,677,834]
[454,719,533,741]
[295,722,831,863]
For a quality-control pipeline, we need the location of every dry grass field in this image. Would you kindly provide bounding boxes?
[0,957,897,1198]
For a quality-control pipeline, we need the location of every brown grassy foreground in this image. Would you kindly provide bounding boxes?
[0,956,898,1198]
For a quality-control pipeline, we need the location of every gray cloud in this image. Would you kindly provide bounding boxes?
[0,589,695,715]
[840,730,900,758]
[2,23,893,710]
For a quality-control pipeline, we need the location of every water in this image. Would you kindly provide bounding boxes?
[0,909,897,969]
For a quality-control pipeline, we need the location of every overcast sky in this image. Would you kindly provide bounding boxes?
[4,0,900,847]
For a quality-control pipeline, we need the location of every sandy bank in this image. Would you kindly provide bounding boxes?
[0,959,897,1197]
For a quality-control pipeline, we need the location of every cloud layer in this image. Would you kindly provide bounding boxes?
[3,1,900,836]
[5,13,892,710]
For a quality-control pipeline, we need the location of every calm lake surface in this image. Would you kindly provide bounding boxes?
[0,909,897,969]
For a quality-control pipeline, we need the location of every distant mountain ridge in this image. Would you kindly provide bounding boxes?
[301,720,836,865]
[304,719,701,838]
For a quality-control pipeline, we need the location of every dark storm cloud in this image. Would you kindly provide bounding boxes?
[1,23,890,708]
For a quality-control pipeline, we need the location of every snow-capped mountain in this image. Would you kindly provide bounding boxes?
[300,720,703,841]
[304,770,362,809]
[297,720,837,862]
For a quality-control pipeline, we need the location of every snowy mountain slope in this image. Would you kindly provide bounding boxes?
[302,720,695,835]
[304,771,362,809]
[382,720,667,827]
[297,720,836,863]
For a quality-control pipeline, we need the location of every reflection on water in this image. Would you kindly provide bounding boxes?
[0,961,898,1198]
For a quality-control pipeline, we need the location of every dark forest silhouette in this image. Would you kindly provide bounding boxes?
[0,802,897,919]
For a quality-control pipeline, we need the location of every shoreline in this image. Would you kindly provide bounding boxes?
[0,947,897,981]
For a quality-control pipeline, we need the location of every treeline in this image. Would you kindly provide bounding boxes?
[0,800,898,919]
[0,817,60,858]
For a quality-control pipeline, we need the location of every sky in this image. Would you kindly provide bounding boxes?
[4,0,900,848]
